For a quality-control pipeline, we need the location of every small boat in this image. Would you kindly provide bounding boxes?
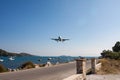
[38,59,42,61]
[9,57,15,61]
[0,58,4,62]
[48,58,52,60]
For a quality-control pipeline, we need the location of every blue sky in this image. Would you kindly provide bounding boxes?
[0,0,120,56]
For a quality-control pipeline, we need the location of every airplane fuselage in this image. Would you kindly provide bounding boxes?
[58,36,62,41]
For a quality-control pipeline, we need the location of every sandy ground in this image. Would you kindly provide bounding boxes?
[87,74,120,80]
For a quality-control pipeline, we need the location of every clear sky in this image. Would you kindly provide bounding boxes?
[0,0,120,56]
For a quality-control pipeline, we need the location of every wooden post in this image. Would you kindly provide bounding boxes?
[76,59,86,80]
[91,58,96,74]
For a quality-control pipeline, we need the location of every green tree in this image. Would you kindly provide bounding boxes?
[112,41,120,52]
[101,50,112,58]
[101,41,120,60]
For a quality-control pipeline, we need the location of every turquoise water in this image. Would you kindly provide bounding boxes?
[0,56,79,69]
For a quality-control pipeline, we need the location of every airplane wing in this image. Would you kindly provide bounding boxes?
[51,38,59,42]
[62,39,69,42]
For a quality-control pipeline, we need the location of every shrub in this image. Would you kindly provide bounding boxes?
[39,64,45,67]
[20,61,35,69]
[100,41,120,60]
[101,50,120,60]
[0,64,7,73]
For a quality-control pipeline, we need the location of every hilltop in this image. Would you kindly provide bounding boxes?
[0,49,33,57]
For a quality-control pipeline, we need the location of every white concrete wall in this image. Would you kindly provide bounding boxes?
[63,74,84,80]
[95,63,102,71]
[45,61,52,67]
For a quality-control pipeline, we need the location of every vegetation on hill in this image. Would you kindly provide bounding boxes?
[99,41,120,74]
[98,59,120,74]
[101,41,120,60]
[0,49,33,57]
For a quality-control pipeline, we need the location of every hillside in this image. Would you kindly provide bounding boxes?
[0,49,33,57]
[98,59,120,74]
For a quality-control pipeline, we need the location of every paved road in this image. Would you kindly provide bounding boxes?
[0,61,91,80]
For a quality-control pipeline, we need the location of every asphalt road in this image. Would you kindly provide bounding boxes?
[0,61,91,80]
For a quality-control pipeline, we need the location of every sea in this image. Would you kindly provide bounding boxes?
[0,56,80,69]
[0,56,96,69]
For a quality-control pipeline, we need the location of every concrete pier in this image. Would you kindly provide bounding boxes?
[91,58,96,74]
[76,59,86,80]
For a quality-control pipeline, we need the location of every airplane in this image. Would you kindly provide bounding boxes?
[51,36,69,42]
